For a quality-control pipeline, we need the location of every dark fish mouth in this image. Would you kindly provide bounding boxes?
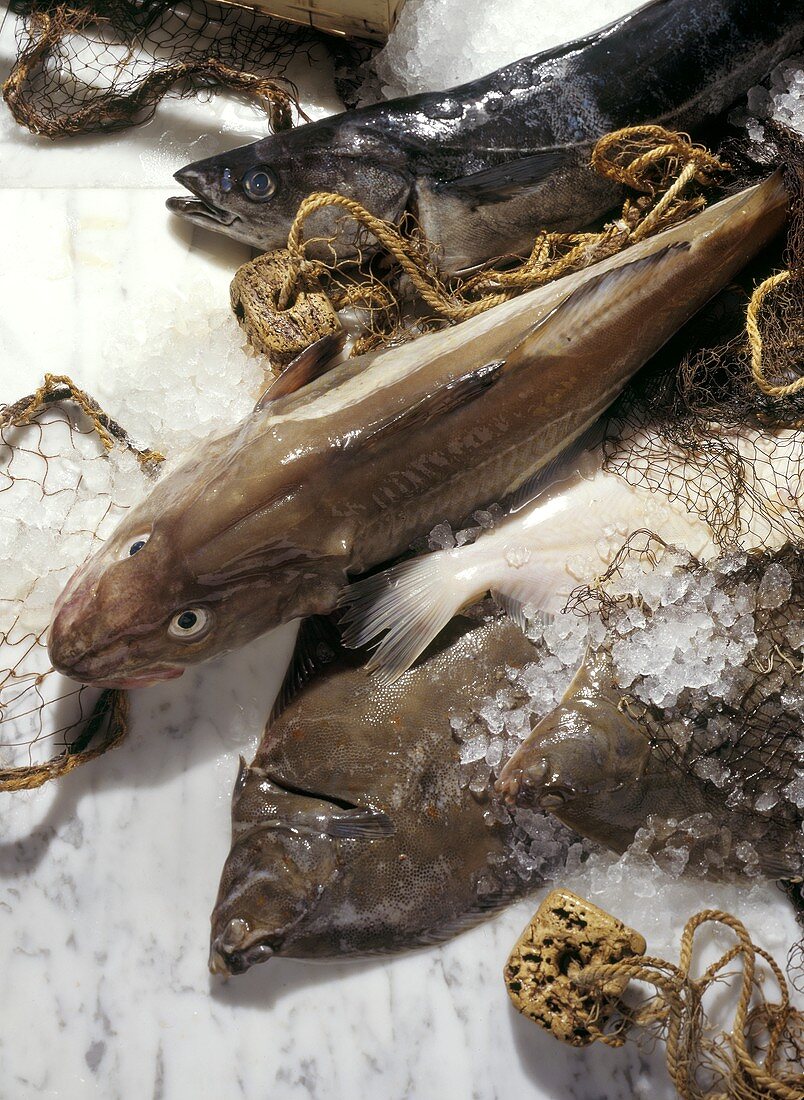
[166,169,238,228]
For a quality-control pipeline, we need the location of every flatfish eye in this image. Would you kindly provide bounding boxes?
[242,165,277,201]
[168,607,212,641]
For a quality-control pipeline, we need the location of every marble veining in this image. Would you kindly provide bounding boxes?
[0,11,801,1100]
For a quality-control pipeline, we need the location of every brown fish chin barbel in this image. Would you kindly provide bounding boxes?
[48,177,787,687]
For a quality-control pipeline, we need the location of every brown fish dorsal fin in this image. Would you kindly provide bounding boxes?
[349,358,505,451]
[254,331,346,411]
[269,614,351,723]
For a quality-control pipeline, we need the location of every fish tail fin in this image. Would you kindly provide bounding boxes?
[339,551,479,684]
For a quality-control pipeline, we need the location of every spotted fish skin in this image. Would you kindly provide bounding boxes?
[167,0,804,270]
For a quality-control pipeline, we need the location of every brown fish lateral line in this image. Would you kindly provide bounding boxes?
[233,126,731,366]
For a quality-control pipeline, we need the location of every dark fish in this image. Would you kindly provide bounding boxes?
[498,546,804,881]
[208,614,563,973]
[48,179,786,687]
[166,0,804,270]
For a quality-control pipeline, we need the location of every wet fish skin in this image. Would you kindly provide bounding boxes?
[48,177,787,686]
[166,0,804,270]
[209,614,546,972]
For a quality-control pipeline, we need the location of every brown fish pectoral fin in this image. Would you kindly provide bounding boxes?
[339,551,481,683]
[434,148,573,205]
[254,331,347,410]
[325,807,395,840]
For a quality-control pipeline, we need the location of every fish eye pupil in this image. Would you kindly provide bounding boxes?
[243,166,276,202]
[129,539,146,556]
[177,611,198,630]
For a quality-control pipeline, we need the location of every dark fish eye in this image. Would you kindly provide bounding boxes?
[168,606,212,641]
[242,165,277,202]
[126,534,149,557]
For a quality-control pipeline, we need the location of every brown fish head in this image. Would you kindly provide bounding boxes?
[166,119,412,256]
[47,428,349,687]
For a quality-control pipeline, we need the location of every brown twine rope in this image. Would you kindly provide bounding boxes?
[575,909,804,1100]
[3,5,301,138]
[258,126,730,354]
[746,270,802,398]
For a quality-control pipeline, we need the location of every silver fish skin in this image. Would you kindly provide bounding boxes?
[47,176,787,687]
[498,547,804,882]
[208,614,552,973]
[166,0,804,270]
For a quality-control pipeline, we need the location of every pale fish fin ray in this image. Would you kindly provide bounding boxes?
[339,554,477,683]
[325,808,395,839]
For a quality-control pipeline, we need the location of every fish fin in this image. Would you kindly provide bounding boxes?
[270,616,344,723]
[254,331,346,411]
[353,359,505,450]
[436,149,573,204]
[490,589,554,634]
[325,808,395,839]
[505,240,692,365]
[504,418,607,515]
[339,553,478,683]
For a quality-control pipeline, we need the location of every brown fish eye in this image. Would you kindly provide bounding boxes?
[242,166,276,202]
[168,607,212,641]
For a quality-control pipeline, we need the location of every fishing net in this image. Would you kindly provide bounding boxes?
[602,125,804,552]
[2,0,356,138]
[0,375,162,790]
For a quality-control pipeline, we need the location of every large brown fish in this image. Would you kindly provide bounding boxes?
[48,176,787,688]
[208,614,566,973]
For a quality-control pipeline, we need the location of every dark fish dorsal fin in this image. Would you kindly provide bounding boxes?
[435,149,573,204]
[351,358,505,451]
[504,416,608,515]
[269,615,348,723]
[254,331,346,411]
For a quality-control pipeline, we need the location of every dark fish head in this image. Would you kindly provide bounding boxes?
[47,428,345,688]
[166,120,412,255]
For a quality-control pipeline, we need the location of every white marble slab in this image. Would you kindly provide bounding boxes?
[0,10,801,1100]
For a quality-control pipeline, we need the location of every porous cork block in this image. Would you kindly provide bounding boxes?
[504,888,646,1047]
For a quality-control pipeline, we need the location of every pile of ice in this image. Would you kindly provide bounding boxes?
[98,277,267,459]
[374,0,644,98]
[448,541,804,888]
[740,56,804,155]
